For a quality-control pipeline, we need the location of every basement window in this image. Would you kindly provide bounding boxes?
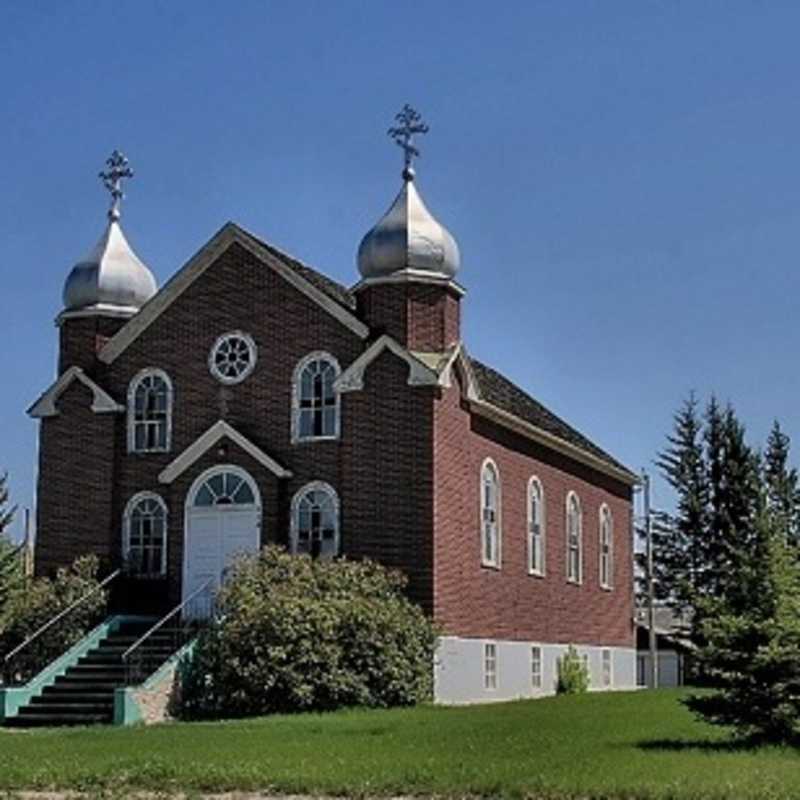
[484,642,498,690]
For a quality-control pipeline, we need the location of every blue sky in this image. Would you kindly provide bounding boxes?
[3,1,800,540]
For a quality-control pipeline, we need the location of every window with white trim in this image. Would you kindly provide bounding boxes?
[481,459,501,567]
[566,492,582,583]
[292,353,340,442]
[128,369,172,453]
[291,482,340,559]
[582,652,591,686]
[528,477,545,575]
[602,649,612,688]
[531,645,542,689]
[209,331,257,384]
[599,505,613,588]
[123,492,167,577]
[484,642,498,690]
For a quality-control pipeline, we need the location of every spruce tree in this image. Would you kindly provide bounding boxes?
[764,420,800,543]
[685,507,800,743]
[655,394,708,616]
[0,472,18,613]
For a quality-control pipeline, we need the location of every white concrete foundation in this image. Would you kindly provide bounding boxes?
[434,636,637,704]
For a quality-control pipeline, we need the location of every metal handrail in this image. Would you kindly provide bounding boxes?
[122,577,214,664]
[3,568,121,665]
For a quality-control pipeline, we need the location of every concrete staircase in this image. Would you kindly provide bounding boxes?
[5,620,177,727]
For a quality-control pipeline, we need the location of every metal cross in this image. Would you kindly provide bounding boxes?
[99,150,134,221]
[388,104,429,179]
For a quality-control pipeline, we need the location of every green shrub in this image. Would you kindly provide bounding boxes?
[181,546,438,718]
[556,645,589,695]
[0,555,106,683]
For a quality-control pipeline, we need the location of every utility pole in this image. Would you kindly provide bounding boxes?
[642,470,658,689]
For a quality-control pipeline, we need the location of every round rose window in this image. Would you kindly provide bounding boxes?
[209,331,257,384]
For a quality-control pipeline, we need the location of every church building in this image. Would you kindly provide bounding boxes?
[28,107,638,703]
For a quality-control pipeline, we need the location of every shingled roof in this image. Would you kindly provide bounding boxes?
[469,358,634,477]
[238,228,357,310]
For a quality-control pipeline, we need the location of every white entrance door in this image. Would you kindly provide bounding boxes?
[184,466,261,615]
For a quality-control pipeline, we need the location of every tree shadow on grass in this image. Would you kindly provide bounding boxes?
[636,738,767,753]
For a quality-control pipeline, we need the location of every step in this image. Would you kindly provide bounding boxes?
[43,682,118,694]
[36,691,114,702]
[53,678,123,690]
[24,702,113,715]
[6,712,110,727]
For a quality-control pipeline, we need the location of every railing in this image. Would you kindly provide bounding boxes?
[122,579,215,686]
[1,568,120,687]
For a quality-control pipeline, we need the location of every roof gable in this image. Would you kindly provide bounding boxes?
[158,420,292,484]
[335,335,441,392]
[28,366,124,418]
[99,223,368,365]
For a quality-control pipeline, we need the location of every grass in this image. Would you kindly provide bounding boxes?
[1,689,799,799]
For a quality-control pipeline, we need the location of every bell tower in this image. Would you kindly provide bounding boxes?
[58,151,157,375]
[355,106,463,354]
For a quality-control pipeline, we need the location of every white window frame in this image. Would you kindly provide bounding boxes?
[208,330,257,385]
[480,458,502,568]
[582,652,591,687]
[484,642,498,690]
[527,477,545,576]
[566,491,583,584]
[291,351,341,443]
[599,504,613,589]
[602,648,613,688]
[127,368,173,454]
[290,481,341,559]
[531,645,542,690]
[123,491,168,577]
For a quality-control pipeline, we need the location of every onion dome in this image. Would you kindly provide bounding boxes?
[357,105,460,282]
[62,151,157,316]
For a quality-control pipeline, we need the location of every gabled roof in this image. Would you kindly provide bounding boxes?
[467,358,636,484]
[99,222,367,365]
[158,420,292,484]
[28,366,124,418]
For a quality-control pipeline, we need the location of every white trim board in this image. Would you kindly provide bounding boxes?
[100,222,369,365]
[28,366,125,418]
[158,420,292,484]
[335,334,441,393]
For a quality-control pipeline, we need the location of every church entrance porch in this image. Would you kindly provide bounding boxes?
[183,465,262,616]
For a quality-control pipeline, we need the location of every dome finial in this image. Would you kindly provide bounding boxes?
[99,150,133,222]
[388,104,428,182]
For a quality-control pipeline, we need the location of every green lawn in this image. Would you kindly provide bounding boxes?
[1,689,799,799]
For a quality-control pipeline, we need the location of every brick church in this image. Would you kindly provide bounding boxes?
[28,108,638,703]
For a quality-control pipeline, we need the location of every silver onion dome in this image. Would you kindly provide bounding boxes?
[62,151,157,316]
[357,173,460,281]
[62,220,157,314]
[357,105,460,282]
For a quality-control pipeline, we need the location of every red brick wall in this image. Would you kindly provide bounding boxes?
[433,369,634,647]
[37,242,435,610]
[58,316,128,376]
[34,381,117,577]
[356,283,460,351]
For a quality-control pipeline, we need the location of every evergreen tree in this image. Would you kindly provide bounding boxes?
[0,472,19,613]
[764,420,800,543]
[0,471,14,537]
[685,507,800,744]
[654,394,708,616]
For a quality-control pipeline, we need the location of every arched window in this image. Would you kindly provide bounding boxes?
[123,492,167,577]
[128,369,172,453]
[566,492,582,584]
[291,482,340,558]
[600,504,613,588]
[528,477,545,575]
[191,469,258,507]
[481,459,501,567]
[292,353,341,442]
